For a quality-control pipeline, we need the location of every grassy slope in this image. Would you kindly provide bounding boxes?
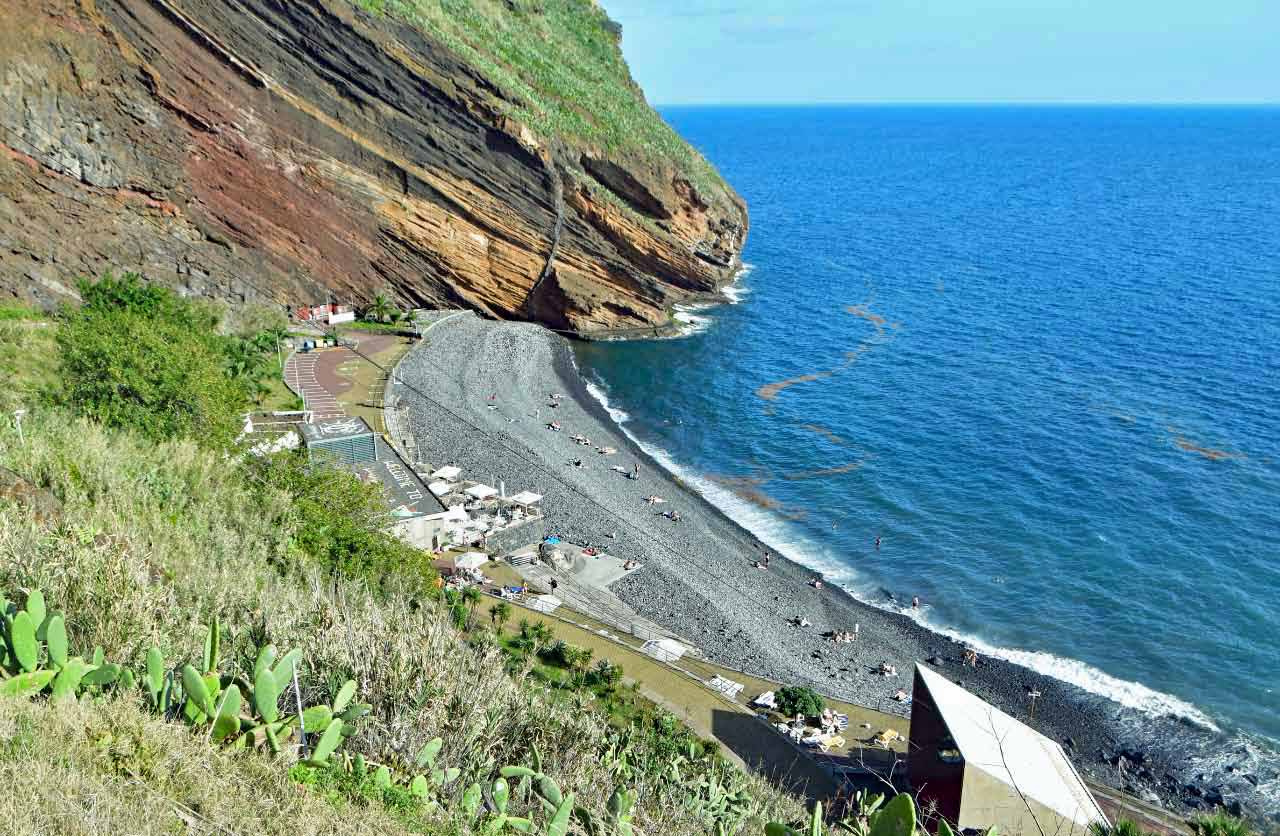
[0,315,803,834]
[0,696,417,836]
[365,0,728,203]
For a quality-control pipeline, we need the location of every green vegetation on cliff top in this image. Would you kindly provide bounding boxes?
[359,0,729,203]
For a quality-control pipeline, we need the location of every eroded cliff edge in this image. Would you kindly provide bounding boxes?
[0,0,747,333]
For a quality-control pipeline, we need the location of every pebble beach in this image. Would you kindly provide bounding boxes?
[391,311,1271,820]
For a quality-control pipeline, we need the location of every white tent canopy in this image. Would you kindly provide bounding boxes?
[454,552,488,571]
[641,638,687,663]
[465,484,498,500]
[431,465,462,481]
[427,480,452,496]
[507,491,543,506]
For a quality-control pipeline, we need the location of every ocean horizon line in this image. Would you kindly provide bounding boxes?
[655,100,1280,109]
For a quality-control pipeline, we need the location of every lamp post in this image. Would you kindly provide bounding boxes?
[13,408,26,445]
[1027,688,1042,722]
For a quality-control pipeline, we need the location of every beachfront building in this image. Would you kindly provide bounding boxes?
[294,302,355,326]
[908,664,1107,836]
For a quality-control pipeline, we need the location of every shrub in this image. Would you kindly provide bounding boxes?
[585,659,623,692]
[1190,812,1256,836]
[775,685,824,718]
[248,450,439,596]
[53,273,249,447]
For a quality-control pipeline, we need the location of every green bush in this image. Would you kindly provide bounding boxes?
[585,659,623,692]
[249,450,439,596]
[289,760,429,829]
[51,273,284,448]
[774,685,823,718]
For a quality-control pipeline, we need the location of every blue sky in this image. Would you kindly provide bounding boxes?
[600,0,1280,105]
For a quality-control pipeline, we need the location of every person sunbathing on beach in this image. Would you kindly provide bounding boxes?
[752,560,765,569]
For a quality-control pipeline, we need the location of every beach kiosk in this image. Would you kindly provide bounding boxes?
[465,484,499,501]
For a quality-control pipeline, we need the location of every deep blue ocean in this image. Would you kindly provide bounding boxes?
[574,106,1280,744]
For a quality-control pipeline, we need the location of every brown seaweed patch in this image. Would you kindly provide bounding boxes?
[845,303,888,331]
[706,474,779,509]
[1166,426,1244,461]
[756,372,830,401]
[800,423,847,445]
[780,461,863,480]
[754,300,900,401]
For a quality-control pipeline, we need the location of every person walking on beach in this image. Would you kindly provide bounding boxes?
[764,552,771,568]
[632,462,640,479]
[853,623,859,642]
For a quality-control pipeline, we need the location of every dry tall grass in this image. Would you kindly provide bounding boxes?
[0,410,803,834]
[0,695,416,836]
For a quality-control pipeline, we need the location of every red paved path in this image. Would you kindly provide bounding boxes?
[282,334,400,419]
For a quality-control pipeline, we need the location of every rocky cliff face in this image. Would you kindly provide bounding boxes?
[0,0,747,333]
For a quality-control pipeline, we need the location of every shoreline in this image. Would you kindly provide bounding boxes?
[393,312,1274,822]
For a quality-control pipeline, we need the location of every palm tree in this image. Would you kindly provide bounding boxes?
[1190,813,1254,836]
[460,585,482,630]
[490,601,512,634]
[366,293,394,323]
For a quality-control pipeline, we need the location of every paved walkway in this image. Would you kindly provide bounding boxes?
[283,333,407,421]
[283,349,348,418]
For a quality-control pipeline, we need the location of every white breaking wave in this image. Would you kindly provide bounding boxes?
[581,371,1222,733]
[671,304,714,336]
[583,380,630,425]
[722,263,754,303]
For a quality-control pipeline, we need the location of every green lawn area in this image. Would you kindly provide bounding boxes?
[330,333,413,432]
[257,353,304,412]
